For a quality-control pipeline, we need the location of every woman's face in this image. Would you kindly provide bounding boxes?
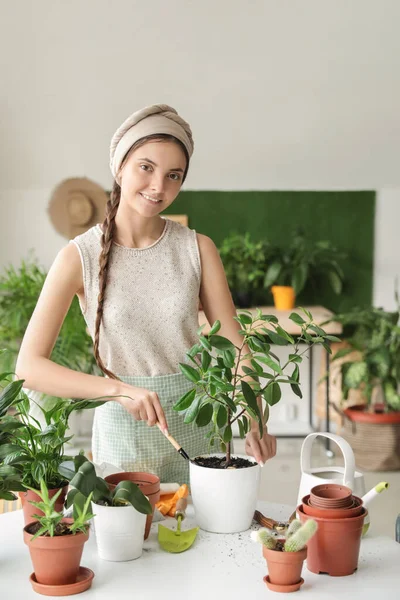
[118,139,187,217]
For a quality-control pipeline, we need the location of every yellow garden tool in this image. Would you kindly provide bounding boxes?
[158,498,199,553]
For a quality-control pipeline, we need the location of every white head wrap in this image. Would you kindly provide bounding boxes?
[109,104,194,179]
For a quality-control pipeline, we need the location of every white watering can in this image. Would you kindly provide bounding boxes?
[297,432,389,535]
[297,432,366,504]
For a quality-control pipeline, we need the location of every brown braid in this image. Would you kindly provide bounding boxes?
[93,179,121,379]
[93,134,190,380]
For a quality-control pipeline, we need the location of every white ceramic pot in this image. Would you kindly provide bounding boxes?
[189,454,261,533]
[93,503,146,561]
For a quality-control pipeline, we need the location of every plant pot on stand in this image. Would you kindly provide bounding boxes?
[271,286,296,310]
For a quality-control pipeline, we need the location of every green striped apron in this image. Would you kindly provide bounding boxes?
[92,372,210,484]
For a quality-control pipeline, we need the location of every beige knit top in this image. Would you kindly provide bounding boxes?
[71,218,202,377]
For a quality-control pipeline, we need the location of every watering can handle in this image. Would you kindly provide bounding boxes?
[300,432,355,490]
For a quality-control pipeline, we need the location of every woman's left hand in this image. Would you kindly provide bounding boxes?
[245,426,277,466]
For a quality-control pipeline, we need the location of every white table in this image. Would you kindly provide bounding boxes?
[1,501,399,599]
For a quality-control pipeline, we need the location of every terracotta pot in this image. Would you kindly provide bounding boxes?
[298,505,367,576]
[19,485,68,526]
[23,518,89,586]
[310,484,353,509]
[302,495,364,519]
[263,543,307,587]
[104,472,160,539]
[271,286,295,310]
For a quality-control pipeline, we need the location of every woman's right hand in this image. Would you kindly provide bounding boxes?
[114,384,168,433]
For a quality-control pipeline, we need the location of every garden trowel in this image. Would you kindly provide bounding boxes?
[158,498,199,553]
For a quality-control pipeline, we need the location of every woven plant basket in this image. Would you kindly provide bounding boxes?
[340,407,400,471]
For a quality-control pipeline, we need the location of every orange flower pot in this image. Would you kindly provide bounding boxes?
[263,543,306,591]
[271,286,296,310]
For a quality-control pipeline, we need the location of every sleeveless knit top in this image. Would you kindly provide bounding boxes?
[71,218,202,377]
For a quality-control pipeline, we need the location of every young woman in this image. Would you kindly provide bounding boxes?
[16,104,276,483]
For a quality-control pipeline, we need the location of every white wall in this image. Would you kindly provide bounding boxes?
[1,0,400,306]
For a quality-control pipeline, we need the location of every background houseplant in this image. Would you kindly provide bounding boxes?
[263,230,345,310]
[218,233,271,308]
[0,256,99,379]
[62,454,152,561]
[173,308,337,532]
[330,298,400,470]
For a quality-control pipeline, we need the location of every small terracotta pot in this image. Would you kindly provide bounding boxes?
[298,505,367,576]
[310,484,353,509]
[19,485,68,526]
[271,286,296,310]
[302,495,364,519]
[104,472,160,539]
[263,543,307,587]
[23,518,89,586]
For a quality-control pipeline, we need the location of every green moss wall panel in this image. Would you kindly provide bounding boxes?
[163,191,376,313]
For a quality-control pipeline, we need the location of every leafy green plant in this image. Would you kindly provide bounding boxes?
[263,230,345,296]
[174,308,337,465]
[61,453,152,515]
[0,256,99,379]
[218,233,271,307]
[27,479,94,540]
[331,297,400,411]
[0,366,106,490]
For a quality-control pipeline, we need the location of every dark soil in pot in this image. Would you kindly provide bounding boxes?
[26,522,74,536]
[192,456,256,469]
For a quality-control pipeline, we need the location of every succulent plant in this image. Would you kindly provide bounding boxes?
[284,519,318,553]
[250,528,277,550]
[286,519,302,538]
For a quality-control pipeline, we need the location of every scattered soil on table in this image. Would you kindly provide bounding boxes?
[26,521,73,536]
[192,456,257,469]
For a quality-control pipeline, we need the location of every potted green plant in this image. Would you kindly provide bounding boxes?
[0,365,105,523]
[263,230,345,310]
[62,454,153,561]
[173,308,336,533]
[330,298,400,471]
[23,479,95,594]
[251,519,318,593]
[219,233,271,308]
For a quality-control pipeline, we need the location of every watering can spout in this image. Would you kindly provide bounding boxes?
[361,482,389,508]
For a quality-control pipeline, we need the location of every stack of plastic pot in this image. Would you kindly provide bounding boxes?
[297,483,367,576]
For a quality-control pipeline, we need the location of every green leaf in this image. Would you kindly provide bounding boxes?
[179,363,201,383]
[327,270,343,294]
[291,364,300,382]
[325,335,341,342]
[223,425,232,443]
[292,264,308,295]
[289,312,306,325]
[112,481,152,514]
[265,329,291,346]
[238,419,245,438]
[216,405,228,428]
[241,381,262,437]
[195,403,213,427]
[288,353,302,363]
[237,312,252,325]
[209,335,235,352]
[264,382,281,406]
[276,325,294,344]
[201,350,212,371]
[332,347,353,361]
[173,389,196,411]
[222,348,236,369]
[251,359,263,375]
[209,320,221,335]
[199,335,212,352]
[264,261,282,288]
[183,395,202,424]
[256,355,283,375]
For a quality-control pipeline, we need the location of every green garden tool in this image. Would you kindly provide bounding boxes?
[158,498,199,553]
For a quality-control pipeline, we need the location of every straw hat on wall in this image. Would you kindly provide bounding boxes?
[48,177,108,239]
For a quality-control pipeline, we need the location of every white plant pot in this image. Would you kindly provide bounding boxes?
[189,454,261,533]
[93,503,146,561]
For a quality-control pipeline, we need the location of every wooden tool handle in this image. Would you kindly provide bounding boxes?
[175,497,187,519]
